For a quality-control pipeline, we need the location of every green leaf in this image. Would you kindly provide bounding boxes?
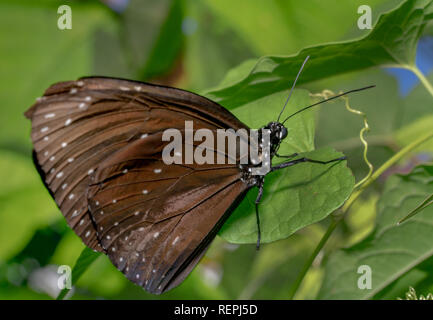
[93,0,183,80]
[56,247,101,300]
[318,164,433,299]
[373,257,433,299]
[205,0,433,109]
[184,1,255,91]
[238,225,325,299]
[203,0,397,56]
[220,147,354,244]
[138,0,184,79]
[399,193,433,224]
[216,89,354,244]
[395,114,433,152]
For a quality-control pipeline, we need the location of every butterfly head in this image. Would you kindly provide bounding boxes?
[265,121,287,141]
[263,121,288,156]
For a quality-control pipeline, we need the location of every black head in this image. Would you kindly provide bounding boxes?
[264,121,288,156]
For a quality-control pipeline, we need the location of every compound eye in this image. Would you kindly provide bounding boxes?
[278,127,288,140]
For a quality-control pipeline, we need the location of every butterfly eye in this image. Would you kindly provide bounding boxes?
[278,127,288,140]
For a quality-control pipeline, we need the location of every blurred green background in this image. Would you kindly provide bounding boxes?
[1,0,433,300]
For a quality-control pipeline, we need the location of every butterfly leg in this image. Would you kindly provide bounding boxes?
[255,179,264,251]
[275,152,298,159]
[271,155,346,172]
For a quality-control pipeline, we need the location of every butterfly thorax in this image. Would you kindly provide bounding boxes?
[239,121,288,187]
[264,121,288,157]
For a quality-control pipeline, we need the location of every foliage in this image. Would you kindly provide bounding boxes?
[1,0,433,300]
[398,286,433,299]
[319,165,433,299]
[205,0,433,108]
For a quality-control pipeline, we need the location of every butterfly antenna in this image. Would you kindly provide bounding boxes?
[276,55,310,122]
[281,85,376,125]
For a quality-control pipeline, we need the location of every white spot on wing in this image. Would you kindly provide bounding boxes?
[153,232,159,238]
[172,236,180,245]
[65,119,72,126]
[68,194,75,200]
[62,183,68,190]
[41,127,48,133]
[142,190,148,195]
[140,134,148,139]
[70,88,77,94]
[44,113,55,119]
[61,142,67,148]
[154,169,162,174]
[56,172,63,178]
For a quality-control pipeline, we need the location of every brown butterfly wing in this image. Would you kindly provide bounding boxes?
[87,137,249,293]
[25,77,250,293]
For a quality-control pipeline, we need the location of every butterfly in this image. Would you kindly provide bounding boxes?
[25,57,372,294]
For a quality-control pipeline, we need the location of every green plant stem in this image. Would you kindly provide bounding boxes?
[288,130,433,300]
[287,217,339,299]
[384,64,433,98]
[408,65,433,98]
